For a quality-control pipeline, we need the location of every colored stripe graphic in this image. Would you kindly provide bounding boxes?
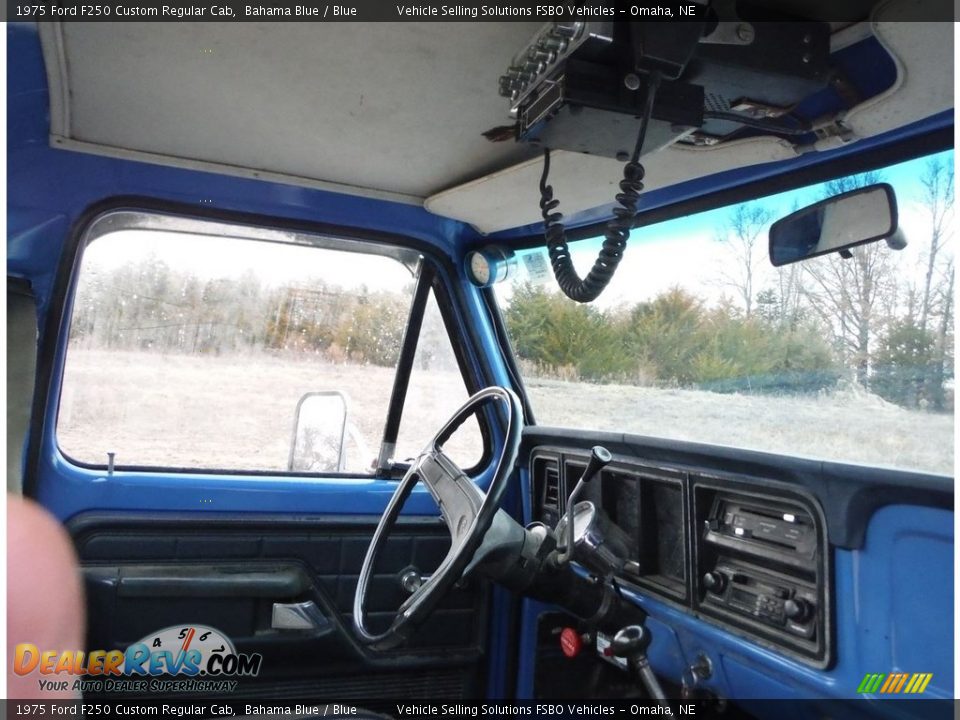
[858,672,932,694]
[858,673,885,693]
[879,674,898,693]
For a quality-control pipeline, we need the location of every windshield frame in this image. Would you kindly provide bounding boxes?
[474,125,953,252]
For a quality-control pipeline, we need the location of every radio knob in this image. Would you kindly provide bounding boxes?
[702,571,727,594]
[784,598,811,622]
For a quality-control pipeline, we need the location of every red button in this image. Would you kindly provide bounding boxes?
[559,627,583,658]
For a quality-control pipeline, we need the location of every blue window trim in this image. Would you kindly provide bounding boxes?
[29,199,505,522]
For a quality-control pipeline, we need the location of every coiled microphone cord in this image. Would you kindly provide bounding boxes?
[540,71,661,303]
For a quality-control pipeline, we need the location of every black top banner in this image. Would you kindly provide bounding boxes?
[4,0,956,21]
[3,699,957,719]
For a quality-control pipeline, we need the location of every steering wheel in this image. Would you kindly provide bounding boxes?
[352,386,523,650]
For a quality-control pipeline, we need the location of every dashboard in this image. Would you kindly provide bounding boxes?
[530,447,831,667]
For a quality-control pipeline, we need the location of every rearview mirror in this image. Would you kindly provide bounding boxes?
[769,183,903,267]
[288,391,348,473]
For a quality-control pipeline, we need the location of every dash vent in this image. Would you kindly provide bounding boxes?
[532,455,563,529]
[543,463,561,511]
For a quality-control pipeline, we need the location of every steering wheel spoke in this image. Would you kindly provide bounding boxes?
[418,450,484,549]
[352,386,522,651]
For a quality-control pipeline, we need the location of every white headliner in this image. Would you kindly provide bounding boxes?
[40,11,952,234]
[41,22,545,203]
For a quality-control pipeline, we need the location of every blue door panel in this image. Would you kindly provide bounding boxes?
[840,506,953,697]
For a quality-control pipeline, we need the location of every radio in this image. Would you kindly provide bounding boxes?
[694,487,827,664]
[705,498,816,559]
[702,562,817,639]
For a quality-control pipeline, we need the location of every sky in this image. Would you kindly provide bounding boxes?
[83,229,418,295]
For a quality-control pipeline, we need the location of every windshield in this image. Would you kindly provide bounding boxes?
[494,150,954,476]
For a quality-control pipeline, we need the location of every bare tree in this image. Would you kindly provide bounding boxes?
[715,204,773,317]
[801,171,897,386]
[802,246,897,385]
[919,157,954,333]
[930,258,955,410]
[775,262,805,327]
[769,199,807,328]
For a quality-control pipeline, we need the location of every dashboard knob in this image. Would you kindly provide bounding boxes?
[611,624,651,658]
[784,598,811,622]
[559,627,584,658]
[581,446,613,484]
[702,571,726,594]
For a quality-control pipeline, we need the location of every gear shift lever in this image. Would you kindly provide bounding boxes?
[556,445,612,565]
[611,624,668,703]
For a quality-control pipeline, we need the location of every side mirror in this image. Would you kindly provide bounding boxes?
[769,183,903,267]
[288,391,348,473]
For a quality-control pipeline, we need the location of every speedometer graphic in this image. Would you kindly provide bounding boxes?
[137,624,235,658]
[130,624,240,676]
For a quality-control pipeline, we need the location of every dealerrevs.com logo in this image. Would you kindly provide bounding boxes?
[14,625,262,694]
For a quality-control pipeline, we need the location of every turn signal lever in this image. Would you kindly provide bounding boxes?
[556,446,612,566]
[611,625,669,704]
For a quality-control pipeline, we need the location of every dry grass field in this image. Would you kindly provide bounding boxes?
[58,350,954,476]
[526,377,954,475]
[58,349,483,473]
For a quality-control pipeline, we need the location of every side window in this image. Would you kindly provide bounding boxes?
[57,214,467,476]
[394,291,485,469]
